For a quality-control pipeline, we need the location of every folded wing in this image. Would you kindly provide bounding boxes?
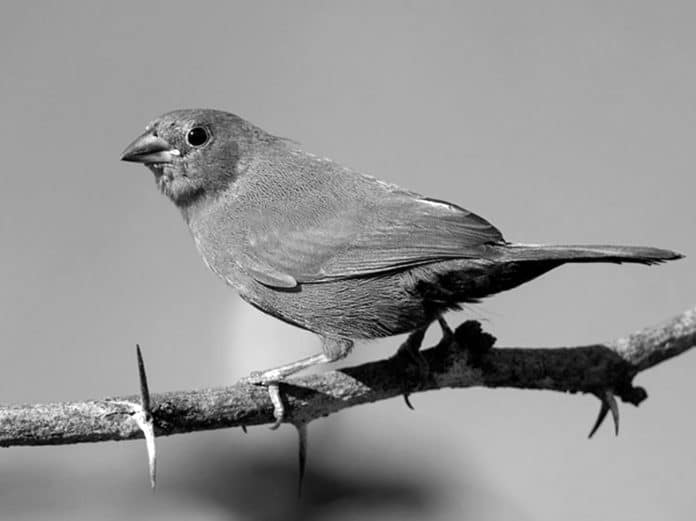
[242,191,504,287]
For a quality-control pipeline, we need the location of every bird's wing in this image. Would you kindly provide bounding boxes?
[242,188,504,288]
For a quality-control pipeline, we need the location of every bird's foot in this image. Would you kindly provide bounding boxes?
[244,343,353,493]
[245,371,287,430]
[244,351,339,429]
[393,328,429,409]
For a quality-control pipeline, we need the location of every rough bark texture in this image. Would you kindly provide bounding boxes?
[1,308,694,447]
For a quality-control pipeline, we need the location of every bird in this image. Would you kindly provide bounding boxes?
[121,108,682,426]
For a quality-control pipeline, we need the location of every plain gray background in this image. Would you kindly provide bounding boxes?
[1,2,694,520]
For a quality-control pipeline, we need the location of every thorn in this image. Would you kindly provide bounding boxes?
[588,390,620,438]
[295,423,308,498]
[134,345,157,489]
[268,383,284,430]
[136,345,151,414]
[241,425,247,434]
[588,401,609,439]
[606,391,620,436]
[402,393,415,410]
[133,407,157,490]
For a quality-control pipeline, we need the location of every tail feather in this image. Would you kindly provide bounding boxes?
[498,243,684,266]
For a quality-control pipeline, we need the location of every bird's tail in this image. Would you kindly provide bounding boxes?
[497,243,683,266]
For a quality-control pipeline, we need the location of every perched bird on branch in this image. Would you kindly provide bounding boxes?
[122,109,682,424]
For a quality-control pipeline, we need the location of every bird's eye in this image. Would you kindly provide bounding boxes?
[186,127,209,147]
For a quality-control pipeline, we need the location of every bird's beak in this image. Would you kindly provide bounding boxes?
[121,132,180,164]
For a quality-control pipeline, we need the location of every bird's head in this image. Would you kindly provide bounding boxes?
[121,109,272,207]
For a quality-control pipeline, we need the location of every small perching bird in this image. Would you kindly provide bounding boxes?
[121,108,682,424]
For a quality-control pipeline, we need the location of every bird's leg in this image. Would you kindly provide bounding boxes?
[394,316,454,408]
[248,353,334,383]
[247,337,354,428]
[394,327,429,409]
[436,316,454,348]
[247,337,353,494]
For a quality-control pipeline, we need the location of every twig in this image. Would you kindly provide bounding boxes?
[1,307,694,449]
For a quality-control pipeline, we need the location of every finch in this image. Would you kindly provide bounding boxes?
[122,109,682,422]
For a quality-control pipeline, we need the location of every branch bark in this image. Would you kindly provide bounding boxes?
[1,307,694,448]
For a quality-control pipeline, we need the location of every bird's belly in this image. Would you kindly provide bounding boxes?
[248,258,559,339]
[200,252,558,340]
[239,266,469,339]
[245,278,426,339]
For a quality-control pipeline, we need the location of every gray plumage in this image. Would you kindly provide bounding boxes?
[122,109,682,352]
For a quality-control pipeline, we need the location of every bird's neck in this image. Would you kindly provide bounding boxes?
[179,199,200,226]
[177,188,218,226]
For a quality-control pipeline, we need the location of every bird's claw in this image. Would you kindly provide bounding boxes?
[245,372,286,429]
[268,383,285,430]
[404,351,430,408]
[588,389,620,438]
[402,393,415,410]
[394,336,430,410]
[245,374,310,492]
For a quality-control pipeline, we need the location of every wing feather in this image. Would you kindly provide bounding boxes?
[243,189,503,287]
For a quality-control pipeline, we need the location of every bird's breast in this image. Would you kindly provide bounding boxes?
[185,204,250,289]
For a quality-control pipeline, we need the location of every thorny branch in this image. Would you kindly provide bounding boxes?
[1,307,695,488]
